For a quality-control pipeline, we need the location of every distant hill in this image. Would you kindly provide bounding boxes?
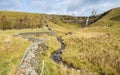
[0,7,119,30]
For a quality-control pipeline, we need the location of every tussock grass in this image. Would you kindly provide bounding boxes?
[62,34,120,74]
[0,35,30,75]
[0,29,47,75]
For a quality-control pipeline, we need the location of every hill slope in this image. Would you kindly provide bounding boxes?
[0,9,110,30]
[0,7,120,75]
[59,7,120,75]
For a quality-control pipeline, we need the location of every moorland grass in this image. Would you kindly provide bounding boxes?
[0,29,46,75]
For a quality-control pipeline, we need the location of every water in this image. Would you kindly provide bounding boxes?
[52,37,66,63]
[51,36,96,74]
[85,17,89,27]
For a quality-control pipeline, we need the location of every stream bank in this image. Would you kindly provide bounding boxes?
[51,36,98,75]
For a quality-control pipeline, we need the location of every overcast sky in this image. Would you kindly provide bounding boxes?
[0,0,120,16]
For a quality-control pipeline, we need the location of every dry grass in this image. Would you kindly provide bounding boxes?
[62,31,120,74]
[0,29,46,75]
[39,36,81,75]
[0,35,30,75]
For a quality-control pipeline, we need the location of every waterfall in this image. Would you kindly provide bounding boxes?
[85,17,89,27]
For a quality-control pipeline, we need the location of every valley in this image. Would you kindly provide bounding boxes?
[0,7,120,75]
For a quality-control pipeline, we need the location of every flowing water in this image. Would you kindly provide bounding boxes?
[85,17,89,27]
[51,36,97,74]
[52,37,66,64]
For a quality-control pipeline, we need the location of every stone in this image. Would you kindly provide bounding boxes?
[30,70,38,75]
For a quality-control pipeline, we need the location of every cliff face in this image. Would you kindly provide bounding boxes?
[46,9,112,27]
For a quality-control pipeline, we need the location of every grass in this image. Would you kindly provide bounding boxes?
[38,36,81,75]
[0,11,43,18]
[0,29,47,75]
[0,35,30,75]
[59,8,120,75]
[62,34,120,75]
[37,7,120,75]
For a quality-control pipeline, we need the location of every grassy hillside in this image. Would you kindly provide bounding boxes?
[0,7,120,75]
[59,7,120,75]
[0,10,103,30]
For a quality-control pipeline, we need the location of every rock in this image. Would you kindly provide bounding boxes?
[30,70,38,75]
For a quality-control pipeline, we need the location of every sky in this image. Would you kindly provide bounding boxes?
[0,0,120,16]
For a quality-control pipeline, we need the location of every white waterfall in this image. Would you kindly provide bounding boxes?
[85,17,89,27]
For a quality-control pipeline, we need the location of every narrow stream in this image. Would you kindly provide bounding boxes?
[51,37,96,74]
[52,37,66,64]
[51,37,80,70]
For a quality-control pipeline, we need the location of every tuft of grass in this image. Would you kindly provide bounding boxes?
[0,36,30,75]
[62,34,120,74]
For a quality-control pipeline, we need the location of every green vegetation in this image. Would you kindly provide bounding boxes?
[0,29,47,75]
[0,30,30,75]
[0,11,46,30]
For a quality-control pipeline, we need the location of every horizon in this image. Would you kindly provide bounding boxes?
[0,0,120,16]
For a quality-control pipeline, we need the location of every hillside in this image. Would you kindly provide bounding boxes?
[0,7,120,75]
[0,10,109,30]
[60,7,120,75]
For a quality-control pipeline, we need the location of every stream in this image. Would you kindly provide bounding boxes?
[51,37,81,70]
[51,36,97,74]
[52,37,66,64]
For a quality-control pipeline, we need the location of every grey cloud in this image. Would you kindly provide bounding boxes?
[0,0,120,16]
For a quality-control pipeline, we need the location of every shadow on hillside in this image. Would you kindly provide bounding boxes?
[110,15,120,21]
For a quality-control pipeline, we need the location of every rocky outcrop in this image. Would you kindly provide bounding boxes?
[45,9,112,27]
